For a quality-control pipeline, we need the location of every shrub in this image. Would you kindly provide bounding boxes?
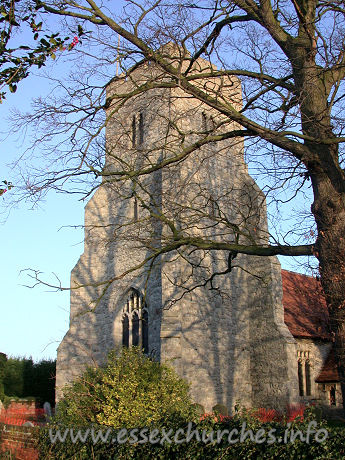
[0,352,7,401]
[38,404,345,459]
[3,358,25,398]
[54,347,196,429]
[2,357,55,405]
[38,354,345,460]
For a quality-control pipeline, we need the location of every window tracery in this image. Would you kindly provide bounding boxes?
[122,288,148,354]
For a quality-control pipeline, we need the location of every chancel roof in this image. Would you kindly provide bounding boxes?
[282,269,332,341]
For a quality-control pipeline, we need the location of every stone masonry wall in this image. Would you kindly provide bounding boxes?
[56,51,299,412]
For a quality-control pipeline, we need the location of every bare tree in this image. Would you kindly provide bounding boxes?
[8,0,345,412]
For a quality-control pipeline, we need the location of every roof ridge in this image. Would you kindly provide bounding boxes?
[281,268,319,280]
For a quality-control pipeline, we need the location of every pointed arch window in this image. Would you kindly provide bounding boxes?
[132,312,139,346]
[122,288,148,354]
[201,111,208,132]
[122,315,129,348]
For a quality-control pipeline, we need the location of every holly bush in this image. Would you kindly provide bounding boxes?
[53,347,196,430]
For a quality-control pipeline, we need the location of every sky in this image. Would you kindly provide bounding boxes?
[0,60,85,361]
[0,77,305,362]
[0,4,312,363]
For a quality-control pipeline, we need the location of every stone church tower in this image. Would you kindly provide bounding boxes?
[56,50,299,412]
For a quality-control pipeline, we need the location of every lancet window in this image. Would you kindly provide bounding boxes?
[131,112,144,147]
[133,196,138,221]
[122,288,148,354]
[201,111,216,141]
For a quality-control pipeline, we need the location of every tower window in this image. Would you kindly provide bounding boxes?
[121,288,148,353]
[139,112,144,145]
[202,112,208,132]
[132,312,139,346]
[122,315,129,347]
[132,115,136,147]
[201,111,216,144]
[209,195,216,217]
[133,196,138,221]
[131,112,144,147]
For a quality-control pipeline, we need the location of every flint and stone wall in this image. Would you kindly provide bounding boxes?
[56,54,299,411]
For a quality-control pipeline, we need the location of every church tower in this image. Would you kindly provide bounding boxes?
[56,49,299,411]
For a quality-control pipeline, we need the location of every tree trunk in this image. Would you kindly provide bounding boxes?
[291,39,345,413]
[311,173,345,415]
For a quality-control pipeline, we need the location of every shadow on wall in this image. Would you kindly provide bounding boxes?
[55,61,299,411]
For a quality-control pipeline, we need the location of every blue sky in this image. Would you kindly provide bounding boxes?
[0,5,312,362]
[0,75,305,362]
[0,67,85,361]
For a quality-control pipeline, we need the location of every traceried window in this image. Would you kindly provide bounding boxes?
[122,315,129,347]
[122,288,148,354]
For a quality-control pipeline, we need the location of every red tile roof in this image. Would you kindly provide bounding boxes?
[282,270,332,340]
[315,348,340,382]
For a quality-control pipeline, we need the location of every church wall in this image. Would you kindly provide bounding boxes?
[293,338,343,412]
[295,339,333,399]
[57,56,300,412]
[317,383,343,408]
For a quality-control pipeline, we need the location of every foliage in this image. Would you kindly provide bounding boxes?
[0,0,84,102]
[54,347,196,430]
[0,180,13,197]
[2,358,25,398]
[10,2,345,324]
[2,357,55,405]
[38,405,345,459]
[0,352,7,401]
[251,404,306,424]
[5,0,345,411]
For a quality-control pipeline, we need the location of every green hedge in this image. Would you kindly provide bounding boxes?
[1,357,55,405]
[0,353,7,401]
[37,347,345,459]
[38,411,345,459]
